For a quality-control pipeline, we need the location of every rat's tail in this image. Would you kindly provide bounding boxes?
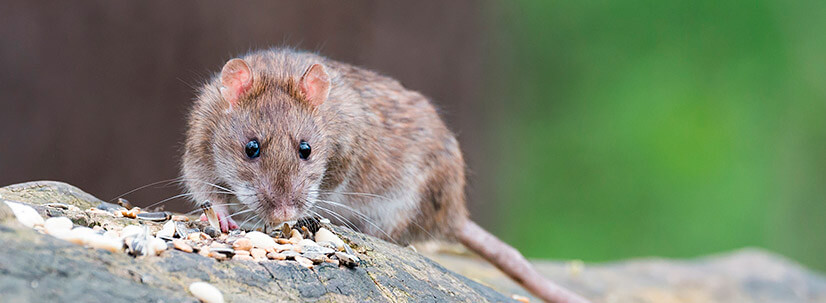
[457,219,591,303]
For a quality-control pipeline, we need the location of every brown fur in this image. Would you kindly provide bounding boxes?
[182,48,588,303]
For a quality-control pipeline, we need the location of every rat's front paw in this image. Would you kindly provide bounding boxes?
[200,211,239,232]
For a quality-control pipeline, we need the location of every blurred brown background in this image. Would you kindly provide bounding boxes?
[0,1,497,224]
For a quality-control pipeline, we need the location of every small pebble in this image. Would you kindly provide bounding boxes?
[315,227,345,249]
[188,282,224,303]
[267,252,286,260]
[272,243,293,253]
[4,201,45,228]
[44,217,74,235]
[232,255,254,261]
[335,251,360,267]
[250,248,267,260]
[208,251,228,260]
[232,238,253,251]
[172,239,193,253]
[294,255,314,269]
[203,226,220,238]
[148,237,167,255]
[244,231,276,250]
[326,258,340,266]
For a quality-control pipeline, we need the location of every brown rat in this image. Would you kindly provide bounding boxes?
[182,48,589,303]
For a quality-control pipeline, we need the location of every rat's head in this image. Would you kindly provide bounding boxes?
[210,58,330,224]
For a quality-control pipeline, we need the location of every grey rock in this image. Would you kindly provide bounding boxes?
[0,181,513,303]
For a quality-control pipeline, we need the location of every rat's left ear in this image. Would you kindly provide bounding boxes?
[299,63,330,107]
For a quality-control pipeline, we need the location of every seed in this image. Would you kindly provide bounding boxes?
[136,211,171,222]
[172,239,193,253]
[188,282,224,303]
[200,201,220,230]
[116,198,134,209]
[289,229,303,244]
[171,215,190,222]
[511,294,531,303]
[156,221,176,238]
[233,250,250,257]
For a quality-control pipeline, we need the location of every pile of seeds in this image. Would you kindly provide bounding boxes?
[2,199,361,269]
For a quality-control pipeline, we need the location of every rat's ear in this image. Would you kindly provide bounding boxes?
[219,58,253,108]
[299,63,330,107]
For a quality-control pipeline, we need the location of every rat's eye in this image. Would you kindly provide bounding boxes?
[298,140,311,160]
[245,139,260,159]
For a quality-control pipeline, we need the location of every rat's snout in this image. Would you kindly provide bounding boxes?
[259,188,299,222]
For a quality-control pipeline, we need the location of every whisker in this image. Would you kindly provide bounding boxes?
[312,204,361,233]
[312,199,394,241]
[108,177,185,202]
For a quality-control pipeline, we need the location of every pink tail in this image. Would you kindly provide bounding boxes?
[457,220,591,303]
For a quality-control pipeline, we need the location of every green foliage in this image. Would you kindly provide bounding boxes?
[492,0,826,270]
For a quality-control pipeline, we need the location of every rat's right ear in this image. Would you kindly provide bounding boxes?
[219,58,253,109]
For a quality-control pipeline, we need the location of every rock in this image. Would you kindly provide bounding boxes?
[244,231,275,250]
[4,201,44,228]
[315,227,345,249]
[20,181,823,302]
[189,282,224,303]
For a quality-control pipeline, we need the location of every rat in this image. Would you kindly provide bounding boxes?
[181,48,589,303]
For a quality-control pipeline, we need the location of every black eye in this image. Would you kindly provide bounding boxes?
[298,140,311,160]
[245,139,260,159]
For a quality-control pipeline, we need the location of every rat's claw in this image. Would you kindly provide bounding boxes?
[200,214,207,221]
[215,211,239,233]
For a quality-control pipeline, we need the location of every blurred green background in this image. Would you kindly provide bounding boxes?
[490,0,826,271]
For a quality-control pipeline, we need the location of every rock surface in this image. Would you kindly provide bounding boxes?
[2,180,826,303]
[0,181,509,302]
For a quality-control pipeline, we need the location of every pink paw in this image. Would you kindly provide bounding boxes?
[200,212,239,232]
